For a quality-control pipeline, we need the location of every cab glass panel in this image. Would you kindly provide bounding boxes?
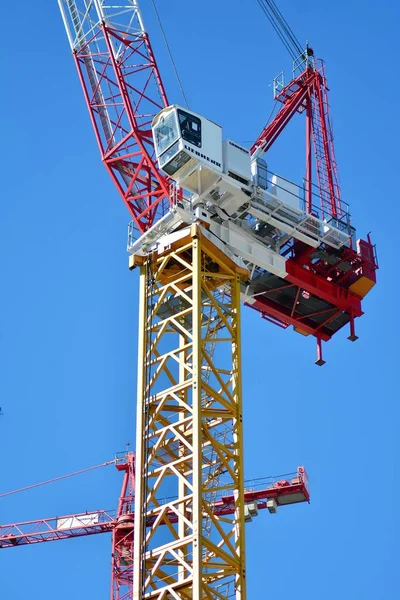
[154,111,179,155]
[178,109,201,148]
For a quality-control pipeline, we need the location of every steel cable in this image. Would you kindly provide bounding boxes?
[256,0,303,60]
[150,0,190,108]
[0,459,116,499]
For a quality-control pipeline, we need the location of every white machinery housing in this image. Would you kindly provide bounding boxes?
[146,106,356,310]
[151,105,352,248]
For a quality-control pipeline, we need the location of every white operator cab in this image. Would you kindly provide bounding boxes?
[152,105,254,218]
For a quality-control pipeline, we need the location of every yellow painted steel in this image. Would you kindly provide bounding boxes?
[349,276,376,298]
[133,224,247,600]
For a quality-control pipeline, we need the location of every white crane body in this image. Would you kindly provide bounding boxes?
[127,105,355,312]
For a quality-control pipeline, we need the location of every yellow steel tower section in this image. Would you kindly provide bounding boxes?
[133,223,249,600]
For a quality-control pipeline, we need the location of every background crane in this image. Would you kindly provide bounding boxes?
[0,454,308,600]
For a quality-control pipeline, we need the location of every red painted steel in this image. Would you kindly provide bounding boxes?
[251,68,316,158]
[248,300,338,341]
[0,464,308,549]
[0,511,115,548]
[305,96,313,213]
[248,55,377,348]
[310,59,341,218]
[73,23,170,233]
[0,455,307,599]
[285,260,363,314]
[111,452,135,600]
[250,57,342,219]
[0,454,135,600]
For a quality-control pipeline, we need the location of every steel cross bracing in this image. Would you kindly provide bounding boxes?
[133,224,248,600]
[251,54,342,219]
[0,461,308,600]
[0,452,136,600]
[310,59,341,219]
[112,452,136,600]
[0,510,116,547]
[58,0,170,233]
[0,468,309,549]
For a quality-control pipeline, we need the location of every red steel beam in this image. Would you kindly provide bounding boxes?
[251,69,317,157]
[0,469,309,549]
[285,259,363,315]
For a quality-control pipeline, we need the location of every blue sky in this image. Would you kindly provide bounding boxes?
[1,0,398,598]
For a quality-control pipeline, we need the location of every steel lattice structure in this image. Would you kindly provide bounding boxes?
[133,224,248,600]
[251,52,341,219]
[112,452,136,600]
[59,0,169,232]
[0,458,308,600]
[0,453,135,600]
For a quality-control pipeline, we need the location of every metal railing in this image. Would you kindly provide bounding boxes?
[250,171,353,248]
[264,170,351,225]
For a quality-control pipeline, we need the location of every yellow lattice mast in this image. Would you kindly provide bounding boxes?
[132,224,248,600]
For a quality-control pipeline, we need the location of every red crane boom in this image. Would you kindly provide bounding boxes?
[58,0,170,233]
[0,459,309,550]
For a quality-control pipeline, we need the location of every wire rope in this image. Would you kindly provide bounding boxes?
[256,0,303,60]
[0,459,116,499]
[268,0,303,56]
[256,0,296,59]
[150,0,190,109]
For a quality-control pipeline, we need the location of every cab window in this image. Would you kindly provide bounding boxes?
[178,109,201,148]
[154,112,179,155]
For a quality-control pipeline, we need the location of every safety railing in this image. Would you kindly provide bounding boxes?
[273,71,285,98]
[127,220,140,249]
[250,170,354,248]
[265,170,351,225]
[295,466,309,494]
[209,468,307,501]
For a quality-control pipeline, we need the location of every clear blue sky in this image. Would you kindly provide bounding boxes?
[1,0,398,598]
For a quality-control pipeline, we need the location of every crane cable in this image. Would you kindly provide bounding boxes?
[150,0,190,109]
[267,0,303,56]
[0,459,116,499]
[256,0,303,60]
[152,0,302,107]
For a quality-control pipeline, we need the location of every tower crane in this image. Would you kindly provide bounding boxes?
[51,1,378,599]
[0,454,309,600]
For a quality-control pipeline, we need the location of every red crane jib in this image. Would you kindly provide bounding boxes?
[73,23,170,234]
[0,471,308,549]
